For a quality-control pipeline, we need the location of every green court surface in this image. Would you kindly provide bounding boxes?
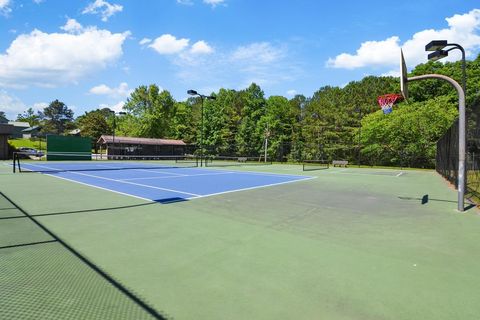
[1,162,480,319]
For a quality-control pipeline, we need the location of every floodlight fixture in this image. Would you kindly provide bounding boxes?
[427,50,449,61]
[425,40,448,52]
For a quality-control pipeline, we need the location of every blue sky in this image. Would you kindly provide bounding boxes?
[0,0,479,120]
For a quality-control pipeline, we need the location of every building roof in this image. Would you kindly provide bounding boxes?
[22,125,42,132]
[8,121,30,128]
[97,135,186,146]
[69,129,81,135]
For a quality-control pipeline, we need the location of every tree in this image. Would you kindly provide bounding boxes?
[236,83,266,156]
[16,108,41,126]
[259,95,294,161]
[77,108,112,149]
[360,96,458,167]
[123,85,176,138]
[40,100,75,134]
[171,101,197,143]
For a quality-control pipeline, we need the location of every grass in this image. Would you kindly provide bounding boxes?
[8,138,46,150]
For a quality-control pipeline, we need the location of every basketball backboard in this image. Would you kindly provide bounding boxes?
[400,49,409,101]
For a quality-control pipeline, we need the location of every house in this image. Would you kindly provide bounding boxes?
[22,125,42,139]
[96,135,188,156]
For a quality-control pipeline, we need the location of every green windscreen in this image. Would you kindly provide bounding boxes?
[46,135,92,161]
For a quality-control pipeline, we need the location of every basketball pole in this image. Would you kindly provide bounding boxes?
[407,74,466,211]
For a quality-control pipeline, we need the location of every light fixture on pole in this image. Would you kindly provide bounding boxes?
[187,90,216,167]
[425,40,466,93]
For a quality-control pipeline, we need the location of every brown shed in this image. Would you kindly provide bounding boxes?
[97,135,188,156]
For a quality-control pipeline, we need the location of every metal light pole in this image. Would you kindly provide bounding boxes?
[356,107,361,167]
[187,90,216,167]
[407,73,466,211]
[425,41,467,211]
[110,111,126,159]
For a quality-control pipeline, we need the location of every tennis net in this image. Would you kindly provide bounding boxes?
[302,160,330,171]
[13,152,199,173]
[204,155,272,167]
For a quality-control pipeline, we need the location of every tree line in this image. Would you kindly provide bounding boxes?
[13,53,480,168]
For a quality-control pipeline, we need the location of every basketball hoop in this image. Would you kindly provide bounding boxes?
[377,93,403,115]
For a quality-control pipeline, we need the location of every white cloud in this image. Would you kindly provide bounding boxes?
[82,0,123,22]
[0,93,47,120]
[203,0,225,8]
[33,0,44,4]
[99,101,125,113]
[139,38,152,46]
[0,0,12,15]
[61,18,83,34]
[327,36,400,69]
[190,40,214,54]
[32,102,48,110]
[327,9,480,71]
[149,34,190,55]
[0,90,26,119]
[173,41,298,91]
[286,89,297,97]
[0,26,129,88]
[232,42,285,64]
[89,82,132,98]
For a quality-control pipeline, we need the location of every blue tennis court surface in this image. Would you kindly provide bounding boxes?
[20,162,313,203]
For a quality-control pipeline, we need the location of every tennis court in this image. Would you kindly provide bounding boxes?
[15,160,312,203]
[1,161,480,320]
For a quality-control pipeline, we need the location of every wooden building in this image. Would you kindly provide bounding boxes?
[97,135,188,157]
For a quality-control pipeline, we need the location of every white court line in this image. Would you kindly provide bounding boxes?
[199,165,313,178]
[91,164,188,176]
[42,174,153,202]
[120,171,234,181]
[67,171,201,197]
[326,170,403,177]
[22,163,201,197]
[191,176,317,200]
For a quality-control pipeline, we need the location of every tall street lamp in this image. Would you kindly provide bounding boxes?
[187,90,216,167]
[109,110,126,158]
[425,40,466,94]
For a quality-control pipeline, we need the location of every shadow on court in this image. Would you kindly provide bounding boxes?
[398,194,477,210]
[0,191,167,320]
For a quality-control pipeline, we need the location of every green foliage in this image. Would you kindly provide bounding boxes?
[16,108,41,126]
[236,83,266,156]
[122,85,175,138]
[39,99,75,134]
[360,96,458,167]
[79,52,480,168]
[76,108,112,146]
